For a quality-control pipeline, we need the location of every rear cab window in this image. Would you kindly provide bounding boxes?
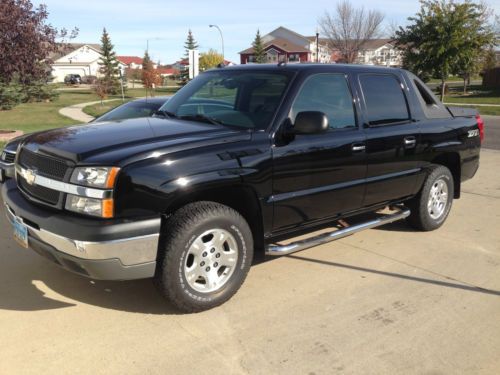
[359,74,410,126]
[406,72,451,119]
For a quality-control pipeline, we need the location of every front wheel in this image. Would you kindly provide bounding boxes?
[155,201,253,313]
[406,165,454,231]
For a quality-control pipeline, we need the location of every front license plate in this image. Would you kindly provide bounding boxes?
[12,218,28,248]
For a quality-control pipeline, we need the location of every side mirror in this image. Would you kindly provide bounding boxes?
[293,111,329,135]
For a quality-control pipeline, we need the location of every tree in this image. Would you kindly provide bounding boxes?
[93,79,110,105]
[0,0,77,109]
[199,49,224,71]
[141,51,161,97]
[482,48,498,71]
[449,3,495,94]
[126,68,142,88]
[318,0,384,63]
[394,0,496,100]
[184,29,199,57]
[252,29,266,63]
[97,28,120,95]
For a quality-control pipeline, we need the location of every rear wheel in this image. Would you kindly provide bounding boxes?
[406,165,454,231]
[155,201,253,313]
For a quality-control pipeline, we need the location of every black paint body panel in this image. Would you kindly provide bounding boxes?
[7,64,481,242]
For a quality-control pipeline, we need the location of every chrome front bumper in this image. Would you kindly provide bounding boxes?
[3,193,161,280]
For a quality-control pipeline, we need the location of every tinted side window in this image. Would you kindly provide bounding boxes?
[407,72,451,119]
[291,74,356,129]
[360,74,409,126]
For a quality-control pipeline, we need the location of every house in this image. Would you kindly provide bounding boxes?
[117,56,158,70]
[157,68,180,77]
[50,44,127,83]
[117,56,143,69]
[355,39,402,67]
[172,59,189,71]
[239,26,329,64]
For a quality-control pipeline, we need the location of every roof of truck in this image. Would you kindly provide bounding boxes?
[214,63,404,74]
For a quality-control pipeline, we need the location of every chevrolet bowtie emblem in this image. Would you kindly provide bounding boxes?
[24,169,37,186]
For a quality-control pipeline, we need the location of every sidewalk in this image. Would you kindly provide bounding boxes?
[58,99,120,123]
[445,102,500,107]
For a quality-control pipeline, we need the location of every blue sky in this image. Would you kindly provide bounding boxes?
[34,0,499,64]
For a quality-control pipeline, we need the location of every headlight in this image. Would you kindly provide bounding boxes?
[65,194,114,218]
[70,167,120,188]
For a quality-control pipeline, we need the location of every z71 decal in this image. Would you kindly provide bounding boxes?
[468,129,480,138]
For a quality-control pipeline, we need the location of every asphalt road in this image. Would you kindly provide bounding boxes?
[483,115,500,151]
[0,150,499,374]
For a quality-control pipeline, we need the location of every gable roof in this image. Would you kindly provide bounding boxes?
[305,37,396,51]
[239,38,309,55]
[267,26,311,44]
[49,43,101,61]
[117,56,143,65]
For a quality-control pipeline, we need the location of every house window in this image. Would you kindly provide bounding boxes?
[289,53,300,62]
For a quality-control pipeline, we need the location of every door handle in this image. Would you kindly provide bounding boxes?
[352,143,366,152]
[404,137,416,147]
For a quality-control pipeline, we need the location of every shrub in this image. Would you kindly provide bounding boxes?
[0,80,26,110]
[23,81,59,103]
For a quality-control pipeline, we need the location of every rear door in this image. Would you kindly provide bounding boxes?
[357,72,421,207]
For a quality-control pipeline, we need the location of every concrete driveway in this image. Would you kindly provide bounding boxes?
[483,115,500,151]
[0,150,499,374]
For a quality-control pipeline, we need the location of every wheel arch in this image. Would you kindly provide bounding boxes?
[162,184,265,253]
[430,152,461,198]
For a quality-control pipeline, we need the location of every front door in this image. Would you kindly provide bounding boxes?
[272,72,367,232]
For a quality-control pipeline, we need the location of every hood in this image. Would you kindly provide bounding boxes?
[22,117,250,165]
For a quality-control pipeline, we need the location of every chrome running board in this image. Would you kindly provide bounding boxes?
[265,209,410,256]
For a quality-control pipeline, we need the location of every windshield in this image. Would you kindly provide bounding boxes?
[96,101,165,122]
[159,70,293,130]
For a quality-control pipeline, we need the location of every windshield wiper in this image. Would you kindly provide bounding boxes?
[178,114,224,126]
[153,110,177,119]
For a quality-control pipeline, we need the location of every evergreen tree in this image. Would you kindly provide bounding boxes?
[97,28,120,95]
[184,29,199,57]
[252,29,266,63]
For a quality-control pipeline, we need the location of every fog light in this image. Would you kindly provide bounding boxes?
[65,194,114,218]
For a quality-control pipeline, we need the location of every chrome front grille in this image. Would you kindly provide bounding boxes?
[18,176,60,205]
[18,148,69,181]
[16,148,71,207]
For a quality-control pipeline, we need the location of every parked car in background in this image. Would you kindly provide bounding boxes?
[64,74,81,85]
[80,75,97,85]
[93,96,170,122]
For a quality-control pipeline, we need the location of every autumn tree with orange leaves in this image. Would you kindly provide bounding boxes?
[141,52,161,97]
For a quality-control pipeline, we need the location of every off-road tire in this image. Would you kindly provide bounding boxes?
[406,165,454,231]
[155,201,253,313]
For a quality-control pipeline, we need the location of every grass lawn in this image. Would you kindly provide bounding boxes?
[427,75,482,84]
[0,86,177,132]
[82,100,130,118]
[443,85,500,115]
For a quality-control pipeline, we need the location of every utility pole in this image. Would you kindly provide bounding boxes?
[316,32,320,63]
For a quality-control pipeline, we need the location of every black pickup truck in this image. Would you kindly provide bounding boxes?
[1,64,483,312]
